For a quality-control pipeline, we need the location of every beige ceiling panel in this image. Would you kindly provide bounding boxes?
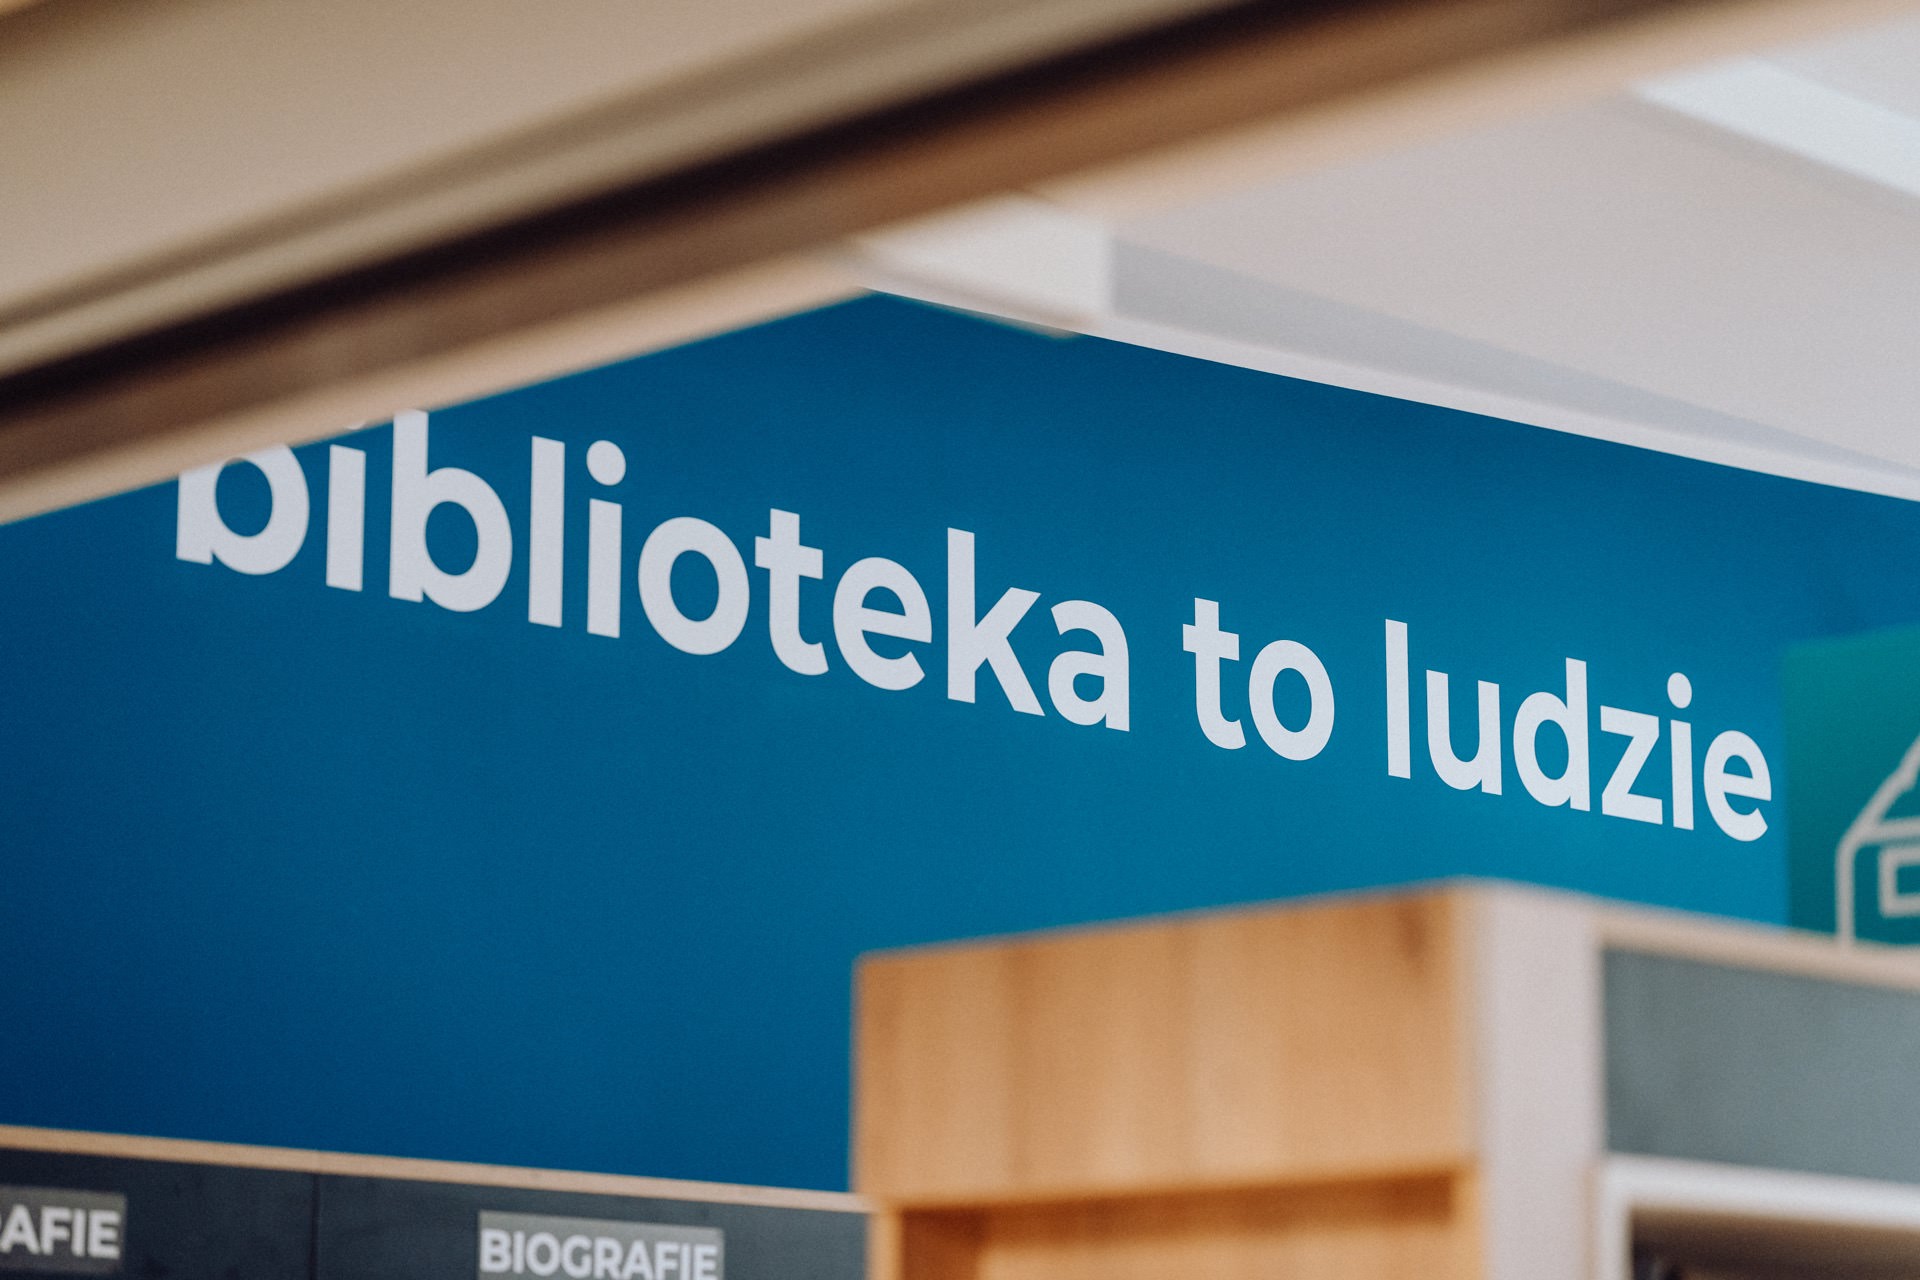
[1118,97,1920,471]
[0,0,1219,373]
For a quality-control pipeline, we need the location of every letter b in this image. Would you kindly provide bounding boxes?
[389,409,513,612]
[176,446,309,574]
[479,1228,513,1274]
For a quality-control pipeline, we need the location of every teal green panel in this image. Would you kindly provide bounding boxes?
[1784,625,1920,941]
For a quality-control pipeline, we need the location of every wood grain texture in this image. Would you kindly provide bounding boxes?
[974,1177,1471,1280]
[878,1175,1475,1280]
[857,888,1473,1203]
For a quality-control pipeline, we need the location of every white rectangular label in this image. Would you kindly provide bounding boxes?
[477,1211,722,1280]
[0,1185,125,1275]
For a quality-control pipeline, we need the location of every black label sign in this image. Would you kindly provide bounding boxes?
[317,1176,862,1280]
[0,1149,312,1280]
[0,1147,858,1280]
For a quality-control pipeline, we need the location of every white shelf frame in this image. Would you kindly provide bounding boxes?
[1595,1153,1920,1278]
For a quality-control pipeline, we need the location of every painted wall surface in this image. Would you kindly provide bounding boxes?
[1,296,1913,1191]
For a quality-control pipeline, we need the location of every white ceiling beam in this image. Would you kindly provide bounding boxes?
[847,196,1112,327]
[1039,0,1920,220]
[1639,56,1920,200]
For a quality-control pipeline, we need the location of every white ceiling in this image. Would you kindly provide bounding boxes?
[855,10,1920,499]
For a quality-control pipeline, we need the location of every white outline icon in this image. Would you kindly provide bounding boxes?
[1836,732,1920,945]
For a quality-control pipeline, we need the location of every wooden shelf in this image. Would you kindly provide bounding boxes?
[880,1173,1468,1280]
[855,881,1920,1280]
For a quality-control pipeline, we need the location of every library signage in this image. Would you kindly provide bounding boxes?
[8,295,1920,1189]
[0,1152,310,1280]
[311,1171,851,1280]
[0,1143,849,1280]
[477,1214,721,1280]
[176,410,1772,844]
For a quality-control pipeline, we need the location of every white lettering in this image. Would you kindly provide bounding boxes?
[1600,705,1663,825]
[0,1204,38,1255]
[325,445,366,591]
[1248,639,1334,761]
[1514,659,1590,811]
[389,409,514,612]
[481,1227,513,1273]
[1047,600,1130,731]
[946,528,1041,713]
[528,436,566,627]
[833,557,929,691]
[638,517,749,655]
[1669,673,1695,831]
[1426,669,1501,794]
[39,1207,70,1255]
[756,510,827,676]
[1385,619,1411,778]
[527,1231,562,1277]
[89,1210,119,1261]
[1705,729,1771,842]
[1183,599,1243,750]
[587,442,627,638]
[172,417,1783,852]
[176,446,309,575]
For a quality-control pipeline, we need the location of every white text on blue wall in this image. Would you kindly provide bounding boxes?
[175,411,1772,842]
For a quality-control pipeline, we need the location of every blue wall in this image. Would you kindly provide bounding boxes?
[3,296,1916,1190]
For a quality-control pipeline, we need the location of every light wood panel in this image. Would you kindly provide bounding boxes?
[907,1176,1475,1280]
[857,889,1473,1204]
[857,880,1920,1280]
